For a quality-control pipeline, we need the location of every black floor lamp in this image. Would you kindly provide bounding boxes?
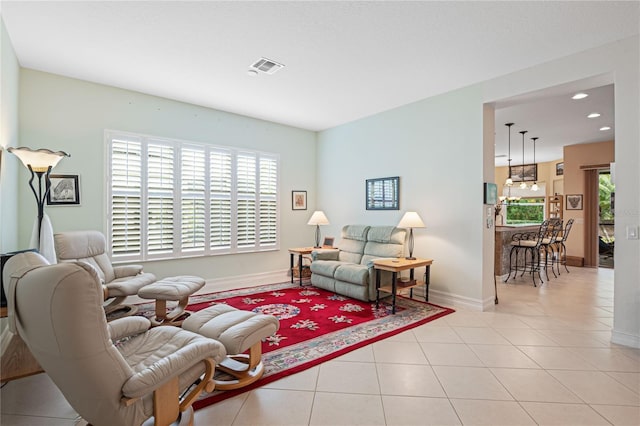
[8,147,70,251]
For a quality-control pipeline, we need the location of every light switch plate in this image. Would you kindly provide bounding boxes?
[627,226,639,240]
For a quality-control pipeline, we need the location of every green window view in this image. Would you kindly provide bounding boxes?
[506,198,545,225]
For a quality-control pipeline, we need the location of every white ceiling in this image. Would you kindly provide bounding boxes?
[2,1,638,163]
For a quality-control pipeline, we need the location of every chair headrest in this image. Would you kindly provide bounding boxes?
[55,230,107,260]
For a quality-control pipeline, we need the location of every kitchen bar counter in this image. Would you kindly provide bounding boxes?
[494,225,540,276]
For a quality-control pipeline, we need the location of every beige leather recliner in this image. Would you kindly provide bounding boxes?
[3,252,226,426]
[55,230,156,317]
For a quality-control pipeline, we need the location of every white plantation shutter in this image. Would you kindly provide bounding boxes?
[259,156,278,246]
[107,131,278,260]
[147,142,175,255]
[181,147,206,252]
[237,153,257,247]
[110,137,142,258]
[210,149,232,249]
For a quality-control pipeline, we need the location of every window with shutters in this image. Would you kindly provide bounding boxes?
[106,131,279,261]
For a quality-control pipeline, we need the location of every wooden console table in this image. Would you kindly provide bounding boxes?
[374,257,433,314]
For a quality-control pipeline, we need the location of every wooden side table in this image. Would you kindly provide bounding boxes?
[288,247,315,286]
[373,257,433,314]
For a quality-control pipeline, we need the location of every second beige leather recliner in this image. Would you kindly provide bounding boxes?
[55,230,156,317]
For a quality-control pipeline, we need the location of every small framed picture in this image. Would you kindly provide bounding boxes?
[322,237,335,248]
[556,162,564,176]
[47,174,80,205]
[566,194,583,210]
[484,182,498,205]
[292,190,307,210]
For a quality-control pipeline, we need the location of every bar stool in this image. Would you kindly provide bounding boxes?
[551,218,574,275]
[540,219,563,280]
[505,221,549,287]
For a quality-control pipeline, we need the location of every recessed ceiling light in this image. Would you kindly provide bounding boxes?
[600,126,611,131]
[572,93,588,100]
[587,112,601,118]
[247,69,258,77]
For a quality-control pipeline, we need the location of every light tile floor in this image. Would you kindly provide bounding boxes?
[2,267,639,425]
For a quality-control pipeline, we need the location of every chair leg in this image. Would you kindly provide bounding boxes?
[561,243,570,273]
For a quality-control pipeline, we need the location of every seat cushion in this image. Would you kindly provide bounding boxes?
[334,263,370,286]
[310,260,343,276]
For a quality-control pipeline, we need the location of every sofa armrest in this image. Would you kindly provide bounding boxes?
[312,250,340,261]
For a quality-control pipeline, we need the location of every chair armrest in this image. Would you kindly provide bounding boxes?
[122,339,224,398]
[113,264,144,278]
[312,250,340,261]
[108,317,151,341]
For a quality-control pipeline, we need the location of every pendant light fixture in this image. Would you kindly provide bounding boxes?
[505,123,514,186]
[530,137,539,191]
[519,130,528,189]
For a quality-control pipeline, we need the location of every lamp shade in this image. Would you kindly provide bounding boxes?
[397,211,425,229]
[307,211,329,226]
[8,147,70,172]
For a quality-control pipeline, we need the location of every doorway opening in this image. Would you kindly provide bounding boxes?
[598,170,614,268]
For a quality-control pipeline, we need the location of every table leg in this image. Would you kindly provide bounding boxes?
[424,265,430,302]
[375,269,381,309]
[290,253,294,284]
[298,254,304,286]
[391,271,397,314]
[409,268,415,299]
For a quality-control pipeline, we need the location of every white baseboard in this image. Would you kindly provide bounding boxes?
[611,329,640,349]
[204,269,289,292]
[412,286,486,311]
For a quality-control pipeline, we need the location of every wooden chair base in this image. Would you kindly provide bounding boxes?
[215,342,265,390]
[150,297,191,327]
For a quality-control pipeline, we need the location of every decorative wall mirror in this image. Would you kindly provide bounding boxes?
[366,176,400,210]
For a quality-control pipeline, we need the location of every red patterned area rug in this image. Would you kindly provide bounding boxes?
[135,281,455,409]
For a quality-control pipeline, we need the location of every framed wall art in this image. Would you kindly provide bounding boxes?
[509,163,538,182]
[556,162,564,176]
[484,182,498,205]
[292,190,307,210]
[366,176,399,210]
[46,174,80,205]
[566,194,583,210]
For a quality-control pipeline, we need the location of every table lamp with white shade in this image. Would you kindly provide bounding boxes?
[397,211,425,260]
[307,210,329,248]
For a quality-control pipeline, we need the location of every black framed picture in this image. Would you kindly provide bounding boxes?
[46,174,80,205]
[366,176,399,210]
[509,163,538,182]
[556,162,564,176]
[292,190,307,210]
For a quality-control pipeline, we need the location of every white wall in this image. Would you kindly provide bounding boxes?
[318,36,640,347]
[318,85,488,309]
[16,70,318,281]
[0,17,20,253]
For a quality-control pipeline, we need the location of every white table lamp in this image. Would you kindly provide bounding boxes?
[397,211,425,260]
[307,211,329,248]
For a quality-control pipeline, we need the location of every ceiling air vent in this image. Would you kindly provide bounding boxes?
[249,57,285,75]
